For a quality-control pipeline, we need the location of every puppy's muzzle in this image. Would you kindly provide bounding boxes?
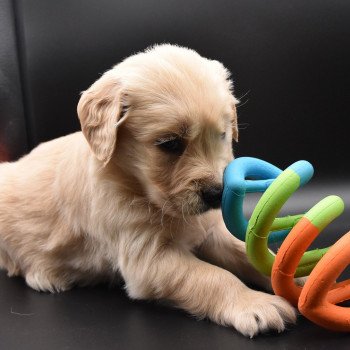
[201,184,223,209]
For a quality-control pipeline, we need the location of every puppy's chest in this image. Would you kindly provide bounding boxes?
[176,220,210,251]
[60,233,119,277]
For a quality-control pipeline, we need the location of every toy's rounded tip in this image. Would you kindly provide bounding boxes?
[287,160,314,187]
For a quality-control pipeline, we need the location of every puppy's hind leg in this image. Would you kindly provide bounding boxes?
[0,247,21,277]
[25,265,73,293]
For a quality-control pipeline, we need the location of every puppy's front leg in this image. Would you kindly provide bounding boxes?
[197,210,273,291]
[120,238,296,337]
[197,211,308,293]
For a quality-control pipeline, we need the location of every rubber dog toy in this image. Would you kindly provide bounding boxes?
[299,232,350,332]
[222,157,350,332]
[272,196,350,332]
[271,195,344,306]
[223,157,292,243]
[245,160,329,277]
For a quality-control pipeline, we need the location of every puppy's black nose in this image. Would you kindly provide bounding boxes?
[201,184,223,209]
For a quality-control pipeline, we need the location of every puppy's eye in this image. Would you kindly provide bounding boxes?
[220,132,226,140]
[155,137,185,155]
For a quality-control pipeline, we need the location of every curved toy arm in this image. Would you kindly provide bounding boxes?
[299,231,350,332]
[271,195,344,306]
[245,160,315,276]
[271,194,350,332]
[222,157,284,242]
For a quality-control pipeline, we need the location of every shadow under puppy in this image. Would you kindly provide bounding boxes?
[0,44,295,337]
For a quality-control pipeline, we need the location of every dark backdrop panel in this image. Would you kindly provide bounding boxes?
[0,0,28,161]
[2,2,350,348]
[16,0,350,177]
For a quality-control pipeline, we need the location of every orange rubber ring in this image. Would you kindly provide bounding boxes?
[299,232,350,332]
[272,196,350,331]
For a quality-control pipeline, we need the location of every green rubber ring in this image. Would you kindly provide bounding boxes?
[245,162,342,277]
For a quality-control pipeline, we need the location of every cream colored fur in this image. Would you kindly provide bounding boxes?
[0,44,295,337]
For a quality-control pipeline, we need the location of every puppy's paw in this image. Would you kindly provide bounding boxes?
[25,270,70,293]
[228,290,297,338]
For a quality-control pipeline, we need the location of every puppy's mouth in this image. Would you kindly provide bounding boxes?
[161,186,223,218]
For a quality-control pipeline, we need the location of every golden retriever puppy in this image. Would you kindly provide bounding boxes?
[0,44,295,337]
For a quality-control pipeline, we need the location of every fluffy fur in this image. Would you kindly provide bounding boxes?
[0,44,296,337]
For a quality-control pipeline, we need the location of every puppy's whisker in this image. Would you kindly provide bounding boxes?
[148,202,159,224]
[160,200,170,227]
[147,202,152,216]
[169,216,176,241]
[237,122,250,130]
[236,98,249,109]
[181,200,190,225]
[237,89,250,101]
[130,196,139,207]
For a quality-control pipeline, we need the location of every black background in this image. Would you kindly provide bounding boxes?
[1,0,350,349]
[11,0,350,179]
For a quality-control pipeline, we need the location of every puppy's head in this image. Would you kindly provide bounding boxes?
[78,44,238,217]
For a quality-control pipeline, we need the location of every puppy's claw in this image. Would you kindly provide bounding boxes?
[227,290,297,337]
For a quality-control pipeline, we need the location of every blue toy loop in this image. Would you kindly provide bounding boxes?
[222,157,314,243]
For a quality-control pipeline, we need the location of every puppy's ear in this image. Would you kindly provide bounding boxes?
[231,103,239,142]
[77,71,127,165]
